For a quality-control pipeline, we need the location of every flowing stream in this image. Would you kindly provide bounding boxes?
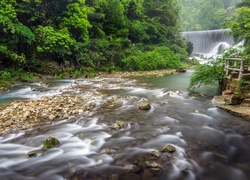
[0,73,249,180]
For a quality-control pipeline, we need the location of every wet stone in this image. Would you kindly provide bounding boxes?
[27,149,44,157]
[138,102,151,110]
[43,136,60,150]
[181,166,189,173]
[100,148,110,154]
[123,164,141,173]
[145,161,162,176]
[162,144,176,153]
[112,121,125,130]
[145,161,162,169]
[150,150,161,158]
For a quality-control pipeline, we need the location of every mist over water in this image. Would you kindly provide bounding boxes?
[0,74,249,180]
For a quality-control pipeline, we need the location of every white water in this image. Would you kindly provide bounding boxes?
[0,75,249,179]
[182,29,234,58]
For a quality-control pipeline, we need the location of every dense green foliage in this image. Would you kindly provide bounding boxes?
[188,47,247,92]
[229,0,250,53]
[180,0,240,31]
[188,58,225,92]
[0,0,191,81]
[122,46,181,71]
[188,0,250,93]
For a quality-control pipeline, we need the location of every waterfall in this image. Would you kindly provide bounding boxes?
[182,29,234,58]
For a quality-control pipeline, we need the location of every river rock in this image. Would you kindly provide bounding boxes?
[43,136,60,150]
[112,121,125,130]
[138,102,151,110]
[181,166,189,173]
[176,132,183,138]
[150,150,160,158]
[27,149,44,157]
[222,90,233,95]
[123,164,141,173]
[145,161,161,167]
[49,114,56,121]
[145,161,162,175]
[161,144,176,153]
[176,68,187,73]
[100,148,110,154]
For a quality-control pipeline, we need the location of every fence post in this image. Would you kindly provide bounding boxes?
[239,58,244,79]
[226,58,229,77]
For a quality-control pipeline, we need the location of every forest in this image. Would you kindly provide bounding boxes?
[0,0,249,83]
[180,0,240,31]
[0,0,192,82]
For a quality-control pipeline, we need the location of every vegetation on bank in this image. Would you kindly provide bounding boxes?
[0,0,250,90]
[189,0,250,93]
[188,47,247,92]
[0,0,193,85]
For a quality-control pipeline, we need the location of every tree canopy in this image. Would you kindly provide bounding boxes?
[0,0,191,80]
[230,0,250,53]
[180,0,240,31]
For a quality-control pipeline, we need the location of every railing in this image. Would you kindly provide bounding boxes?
[225,57,250,80]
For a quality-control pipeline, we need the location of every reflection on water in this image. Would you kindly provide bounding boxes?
[0,73,249,180]
[137,71,220,96]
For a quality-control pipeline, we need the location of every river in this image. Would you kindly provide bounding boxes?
[0,72,249,180]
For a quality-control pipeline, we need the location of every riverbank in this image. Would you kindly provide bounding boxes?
[214,96,250,120]
[98,69,176,78]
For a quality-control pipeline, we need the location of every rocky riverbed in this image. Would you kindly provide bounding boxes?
[0,80,125,136]
[0,70,175,136]
[0,69,249,136]
[0,71,250,180]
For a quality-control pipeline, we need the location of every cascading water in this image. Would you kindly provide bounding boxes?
[182,29,234,58]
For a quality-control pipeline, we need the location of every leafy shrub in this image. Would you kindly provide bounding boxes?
[171,44,188,61]
[188,46,247,92]
[122,46,181,71]
[0,71,12,79]
[57,73,63,79]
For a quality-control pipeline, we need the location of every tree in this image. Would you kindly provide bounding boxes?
[236,0,250,8]
[189,58,225,92]
[180,0,240,31]
[231,5,250,53]
[189,48,245,92]
[0,0,35,68]
[60,0,92,41]
[35,26,75,61]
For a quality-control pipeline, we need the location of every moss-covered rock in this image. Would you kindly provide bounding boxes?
[43,136,60,150]
[161,144,176,153]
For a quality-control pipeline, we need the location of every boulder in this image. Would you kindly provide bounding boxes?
[43,136,60,150]
[161,144,176,153]
[222,90,233,95]
[176,68,187,73]
[112,121,125,130]
[138,102,151,110]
